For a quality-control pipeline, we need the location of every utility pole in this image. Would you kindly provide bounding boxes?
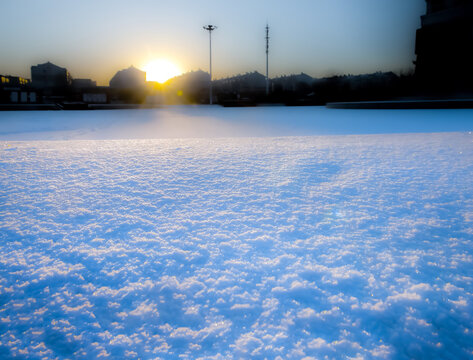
[203,24,217,104]
[265,24,269,96]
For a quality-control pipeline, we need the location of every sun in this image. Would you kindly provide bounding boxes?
[143,59,181,83]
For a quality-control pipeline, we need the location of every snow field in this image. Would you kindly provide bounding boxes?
[0,132,473,359]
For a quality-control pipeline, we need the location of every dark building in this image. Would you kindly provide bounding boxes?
[109,66,146,88]
[272,73,313,92]
[31,62,71,89]
[214,72,267,95]
[165,70,210,103]
[1,75,30,88]
[415,0,473,92]
[72,78,96,89]
[1,74,36,104]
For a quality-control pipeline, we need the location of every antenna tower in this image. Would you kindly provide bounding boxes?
[265,24,270,96]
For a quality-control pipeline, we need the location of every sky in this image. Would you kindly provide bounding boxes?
[0,0,426,85]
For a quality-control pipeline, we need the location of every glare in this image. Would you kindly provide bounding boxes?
[143,59,181,83]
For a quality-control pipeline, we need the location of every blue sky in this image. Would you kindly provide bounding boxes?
[0,0,425,85]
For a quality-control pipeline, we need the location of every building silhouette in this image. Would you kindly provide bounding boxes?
[72,78,96,89]
[272,73,313,92]
[214,72,266,95]
[415,0,473,92]
[31,62,71,89]
[109,66,146,88]
[165,70,210,103]
[1,74,36,104]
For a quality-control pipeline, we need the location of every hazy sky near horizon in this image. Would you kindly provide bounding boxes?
[1,0,425,85]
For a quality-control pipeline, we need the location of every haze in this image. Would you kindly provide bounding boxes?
[0,0,425,85]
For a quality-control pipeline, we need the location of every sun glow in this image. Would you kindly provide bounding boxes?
[143,59,181,83]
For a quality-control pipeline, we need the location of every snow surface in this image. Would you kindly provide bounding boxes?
[1,106,473,140]
[1,107,473,359]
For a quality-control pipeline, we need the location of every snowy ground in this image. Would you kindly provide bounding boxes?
[1,107,473,359]
[1,106,473,140]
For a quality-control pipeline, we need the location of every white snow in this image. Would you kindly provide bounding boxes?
[0,106,473,359]
[0,106,472,140]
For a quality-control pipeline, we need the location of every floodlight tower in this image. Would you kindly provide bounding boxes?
[203,24,217,104]
[265,24,270,96]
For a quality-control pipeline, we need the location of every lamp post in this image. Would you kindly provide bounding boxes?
[203,24,217,104]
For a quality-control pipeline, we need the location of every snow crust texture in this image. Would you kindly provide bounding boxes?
[1,133,473,359]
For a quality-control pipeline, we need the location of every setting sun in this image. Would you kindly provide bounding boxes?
[143,59,181,83]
